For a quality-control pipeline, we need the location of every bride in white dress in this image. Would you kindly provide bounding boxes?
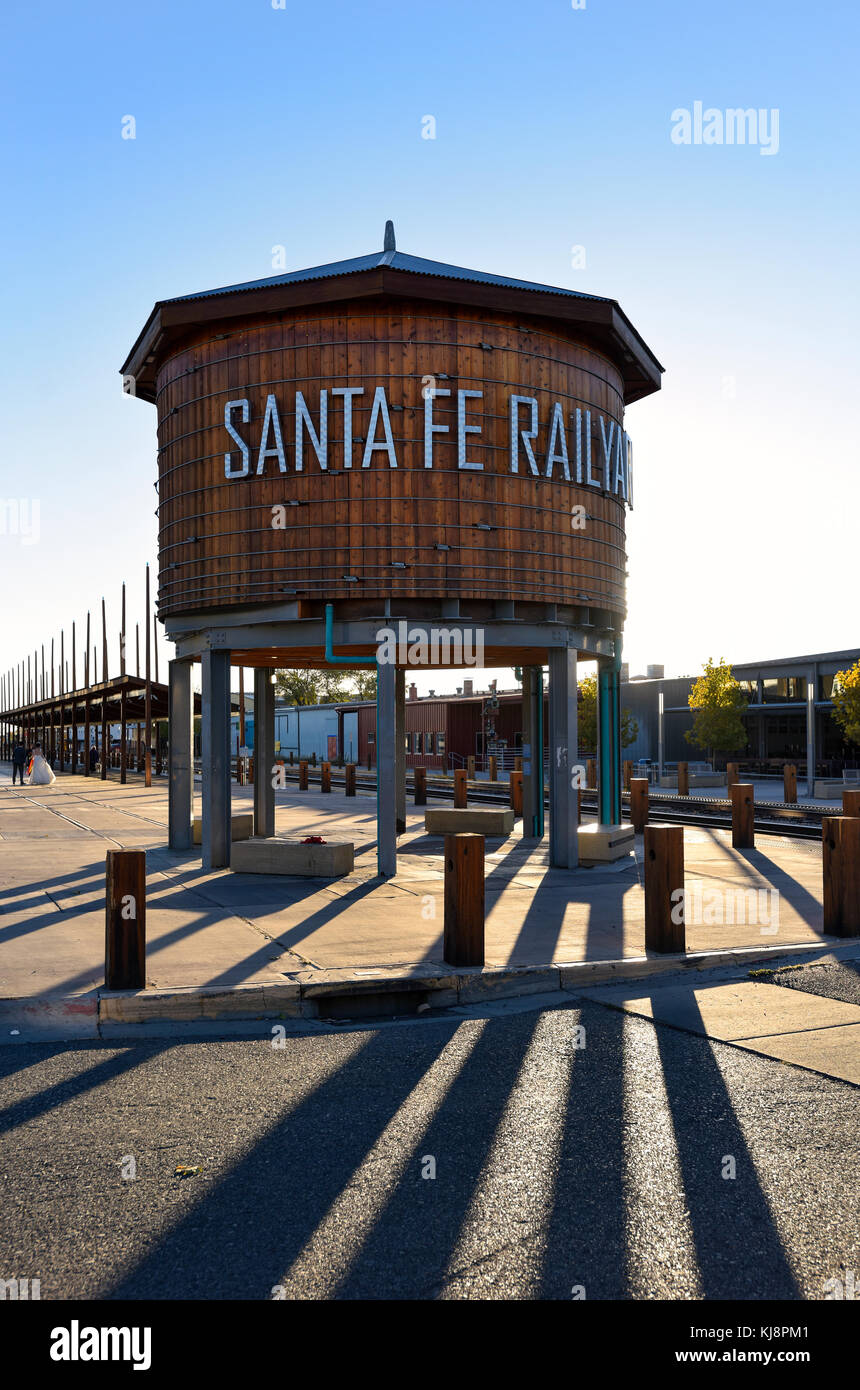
[27,744,56,786]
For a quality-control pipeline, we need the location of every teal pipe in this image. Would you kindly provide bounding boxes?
[324,603,376,665]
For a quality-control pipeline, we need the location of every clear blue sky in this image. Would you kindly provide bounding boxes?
[1,0,857,694]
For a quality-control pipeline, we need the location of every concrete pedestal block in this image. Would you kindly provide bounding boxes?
[230,837,354,877]
[577,822,635,862]
[815,779,846,800]
[425,808,514,836]
[192,812,254,845]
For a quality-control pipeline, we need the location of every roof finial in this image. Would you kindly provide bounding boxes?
[383,219,396,252]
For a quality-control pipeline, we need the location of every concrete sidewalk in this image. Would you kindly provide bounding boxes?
[0,769,851,1047]
[577,964,860,1086]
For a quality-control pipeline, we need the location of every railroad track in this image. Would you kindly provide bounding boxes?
[275,770,827,840]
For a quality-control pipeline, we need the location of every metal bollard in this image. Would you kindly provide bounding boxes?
[444,833,485,966]
[730,783,754,849]
[644,826,685,953]
[105,849,146,989]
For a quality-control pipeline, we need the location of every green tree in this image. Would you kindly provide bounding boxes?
[685,657,748,764]
[577,675,639,754]
[351,669,377,701]
[273,667,376,705]
[831,661,860,746]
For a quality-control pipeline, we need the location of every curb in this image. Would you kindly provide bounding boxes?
[3,938,856,1042]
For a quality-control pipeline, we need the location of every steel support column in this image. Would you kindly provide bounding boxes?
[168,659,194,851]
[521,665,544,840]
[201,650,231,870]
[253,666,276,838]
[377,661,397,876]
[597,652,622,826]
[395,667,406,835]
[548,648,579,868]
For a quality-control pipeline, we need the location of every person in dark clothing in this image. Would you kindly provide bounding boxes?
[89,743,99,772]
[11,742,27,785]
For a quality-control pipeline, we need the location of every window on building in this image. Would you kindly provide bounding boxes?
[762,677,807,703]
[425,732,435,754]
[436,731,446,754]
[819,675,835,700]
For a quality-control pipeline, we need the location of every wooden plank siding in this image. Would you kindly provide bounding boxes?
[155,299,627,623]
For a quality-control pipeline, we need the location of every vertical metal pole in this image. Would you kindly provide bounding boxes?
[168,659,193,850]
[377,660,397,876]
[806,671,817,798]
[657,689,665,784]
[201,649,231,870]
[253,667,275,838]
[144,567,152,787]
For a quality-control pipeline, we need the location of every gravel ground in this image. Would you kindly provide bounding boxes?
[0,1000,857,1301]
[767,960,860,1007]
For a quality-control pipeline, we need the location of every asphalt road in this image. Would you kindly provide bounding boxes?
[1,996,857,1301]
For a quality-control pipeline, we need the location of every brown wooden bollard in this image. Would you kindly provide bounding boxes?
[443,833,485,966]
[644,826,685,954]
[367,751,372,771]
[623,760,632,791]
[321,761,331,793]
[298,760,309,790]
[514,756,522,772]
[414,766,427,805]
[488,755,497,782]
[730,783,755,848]
[630,777,649,832]
[467,755,475,780]
[454,768,467,808]
[249,757,254,785]
[345,763,356,796]
[105,849,146,989]
[442,753,449,775]
[677,761,689,797]
[842,790,860,817]
[823,816,860,937]
[586,758,596,789]
[289,750,294,765]
[311,751,317,767]
[784,763,797,803]
[726,762,739,795]
[509,769,523,817]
